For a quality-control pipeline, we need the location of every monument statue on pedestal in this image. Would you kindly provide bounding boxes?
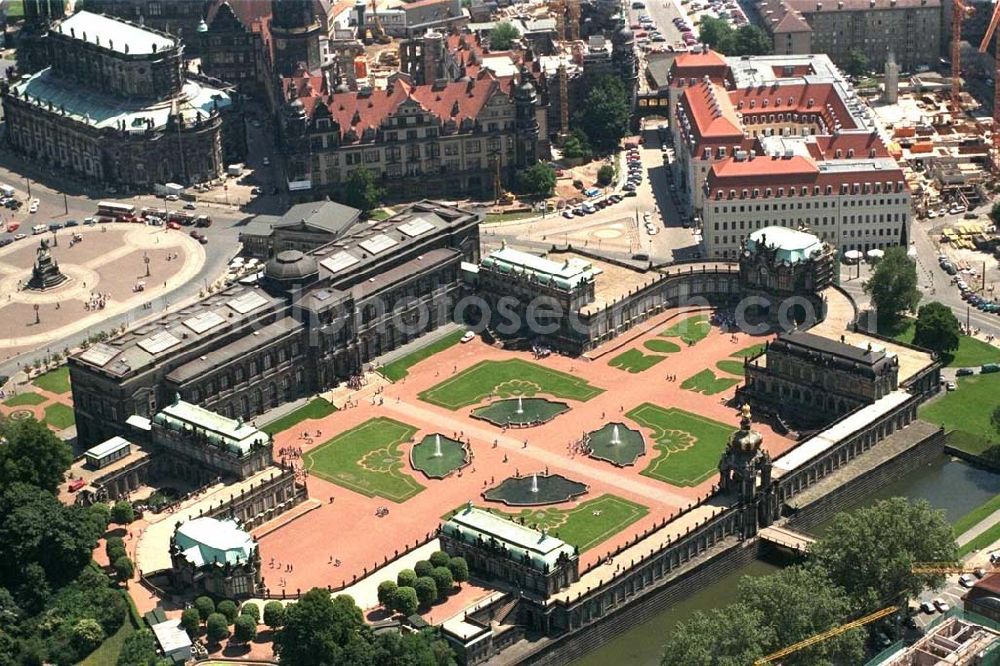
[26,238,68,290]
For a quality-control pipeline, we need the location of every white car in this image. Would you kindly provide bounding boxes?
[460,331,475,343]
[263,157,271,166]
[920,601,936,614]
[562,210,574,219]
[28,203,38,214]
[165,194,179,201]
[648,225,660,236]
[933,598,950,612]
[946,381,957,391]
[959,574,976,587]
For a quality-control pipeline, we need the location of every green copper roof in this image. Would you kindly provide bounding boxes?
[746,226,823,264]
[174,517,255,567]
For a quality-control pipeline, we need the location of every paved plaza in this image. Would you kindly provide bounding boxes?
[246,307,797,607]
[0,223,204,362]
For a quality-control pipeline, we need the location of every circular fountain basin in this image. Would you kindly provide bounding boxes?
[586,422,646,467]
[471,397,570,428]
[410,434,470,479]
[483,473,589,506]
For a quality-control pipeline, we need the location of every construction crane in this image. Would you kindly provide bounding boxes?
[911,562,999,575]
[952,0,974,116]
[752,606,898,665]
[981,1,1000,157]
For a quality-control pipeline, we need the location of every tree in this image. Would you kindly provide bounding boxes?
[86,503,111,535]
[194,596,215,621]
[377,580,398,610]
[574,76,630,152]
[392,586,419,616]
[991,201,1000,225]
[489,22,520,50]
[263,600,286,630]
[0,483,100,588]
[561,130,592,161]
[660,605,774,665]
[274,589,373,666]
[217,599,238,624]
[341,167,384,215]
[516,162,557,198]
[736,566,864,666]
[863,246,920,327]
[117,629,170,666]
[180,607,201,636]
[234,614,257,643]
[397,568,417,588]
[206,612,230,643]
[448,556,469,585]
[71,618,105,655]
[110,500,134,525]
[0,418,72,493]
[734,25,772,56]
[429,550,451,568]
[240,601,260,623]
[430,567,454,599]
[698,17,772,56]
[810,498,957,609]
[913,302,961,356]
[112,555,134,583]
[414,576,438,607]
[105,536,126,563]
[846,48,870,77]
[414,560,434,579]
[373,630,455,665]
[597,164,614,186]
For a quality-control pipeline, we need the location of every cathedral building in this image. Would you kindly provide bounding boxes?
[2,11,239,190]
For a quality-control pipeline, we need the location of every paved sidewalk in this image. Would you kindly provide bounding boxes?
[958,508,1000,547]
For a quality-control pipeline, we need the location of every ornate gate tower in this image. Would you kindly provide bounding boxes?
[718,404,777,538]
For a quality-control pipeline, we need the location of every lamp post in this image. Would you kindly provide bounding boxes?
[33,304,39,325]
[144,252,150,278]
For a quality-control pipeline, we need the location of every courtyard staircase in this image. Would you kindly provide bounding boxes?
[492,594,521,626]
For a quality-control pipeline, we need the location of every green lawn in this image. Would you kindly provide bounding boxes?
[3,0,23,19]
[959,522,1000,557]
[609,349,666,373]
[628,404,733,487]
[731,343,766,358]
[485,211,537,224]
[43,403,75,430]
[661,314,711,346]
[954,494,1000,536]
[419,359,604,410]
[644,339,681,354]
[381,330,466,382]
[32,366,71,394]
[892,319,1000,368]
[920,374,1000,455]
[304,417,424,503]
[80,616,134,666]
[3,391,47,407]
[716,360,745,376]
[447,494,648,553]
[263,397,338,435]
[681,369,741,395]
[368,208,394,221]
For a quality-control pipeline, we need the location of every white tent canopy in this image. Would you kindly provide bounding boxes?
[867,249,885,260]
[844,250,863,260]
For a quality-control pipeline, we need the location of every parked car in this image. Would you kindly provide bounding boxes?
[920,601,936,614]
[957,368,974,376]
[13,233,25,241]
[562,210,574,219]
[48,223,62,232]
[184,202,197,210]
[959,574,976,587]
[460,331,475,343]
[165,194,179,201]
[64,220,78,227]
[933,599,950,612]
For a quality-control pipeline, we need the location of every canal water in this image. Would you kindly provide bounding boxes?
[574,456,1000,666]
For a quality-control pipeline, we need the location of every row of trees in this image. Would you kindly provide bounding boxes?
[660,499,957,665]
[274,589,455,665]
[698,17,772,57]
[377,551,470,615]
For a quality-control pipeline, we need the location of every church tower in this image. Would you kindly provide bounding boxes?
[718,404,776,537]
[270,0,324,76]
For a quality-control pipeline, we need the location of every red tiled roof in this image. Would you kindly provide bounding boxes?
[786,0,941,11]
[679,81,744,142]
[807,132,889,159]
[706,154,905,190]
[973,573,1000,596]
[669,49,729,86]
[729,82,858,131]
[292,69,507,144]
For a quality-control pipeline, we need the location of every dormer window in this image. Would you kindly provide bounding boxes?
[765,187,772,197]
[777,187,784,197]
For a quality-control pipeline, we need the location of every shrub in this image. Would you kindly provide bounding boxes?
[112,555,134,582]
[263,600,285,629]
[234,614,257,643]
[194,596,215,621]
[430,567,454,599]
[105,536,126,562]
[217,599,238,623]
[377,580,398,609]
[206,613,230,643]
[414,576,437,607]
[240,602,260,623]
[397,568,417,588]
[414,560,433,578]
[448,556,469,584]
[71,618,104,655]
[429,551,450,568]
[597,164,614,186]
[110,501,134,525]
[180,607,201,636]
[392,586,419,615]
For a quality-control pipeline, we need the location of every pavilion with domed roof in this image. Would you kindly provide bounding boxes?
[718,404,777,537]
